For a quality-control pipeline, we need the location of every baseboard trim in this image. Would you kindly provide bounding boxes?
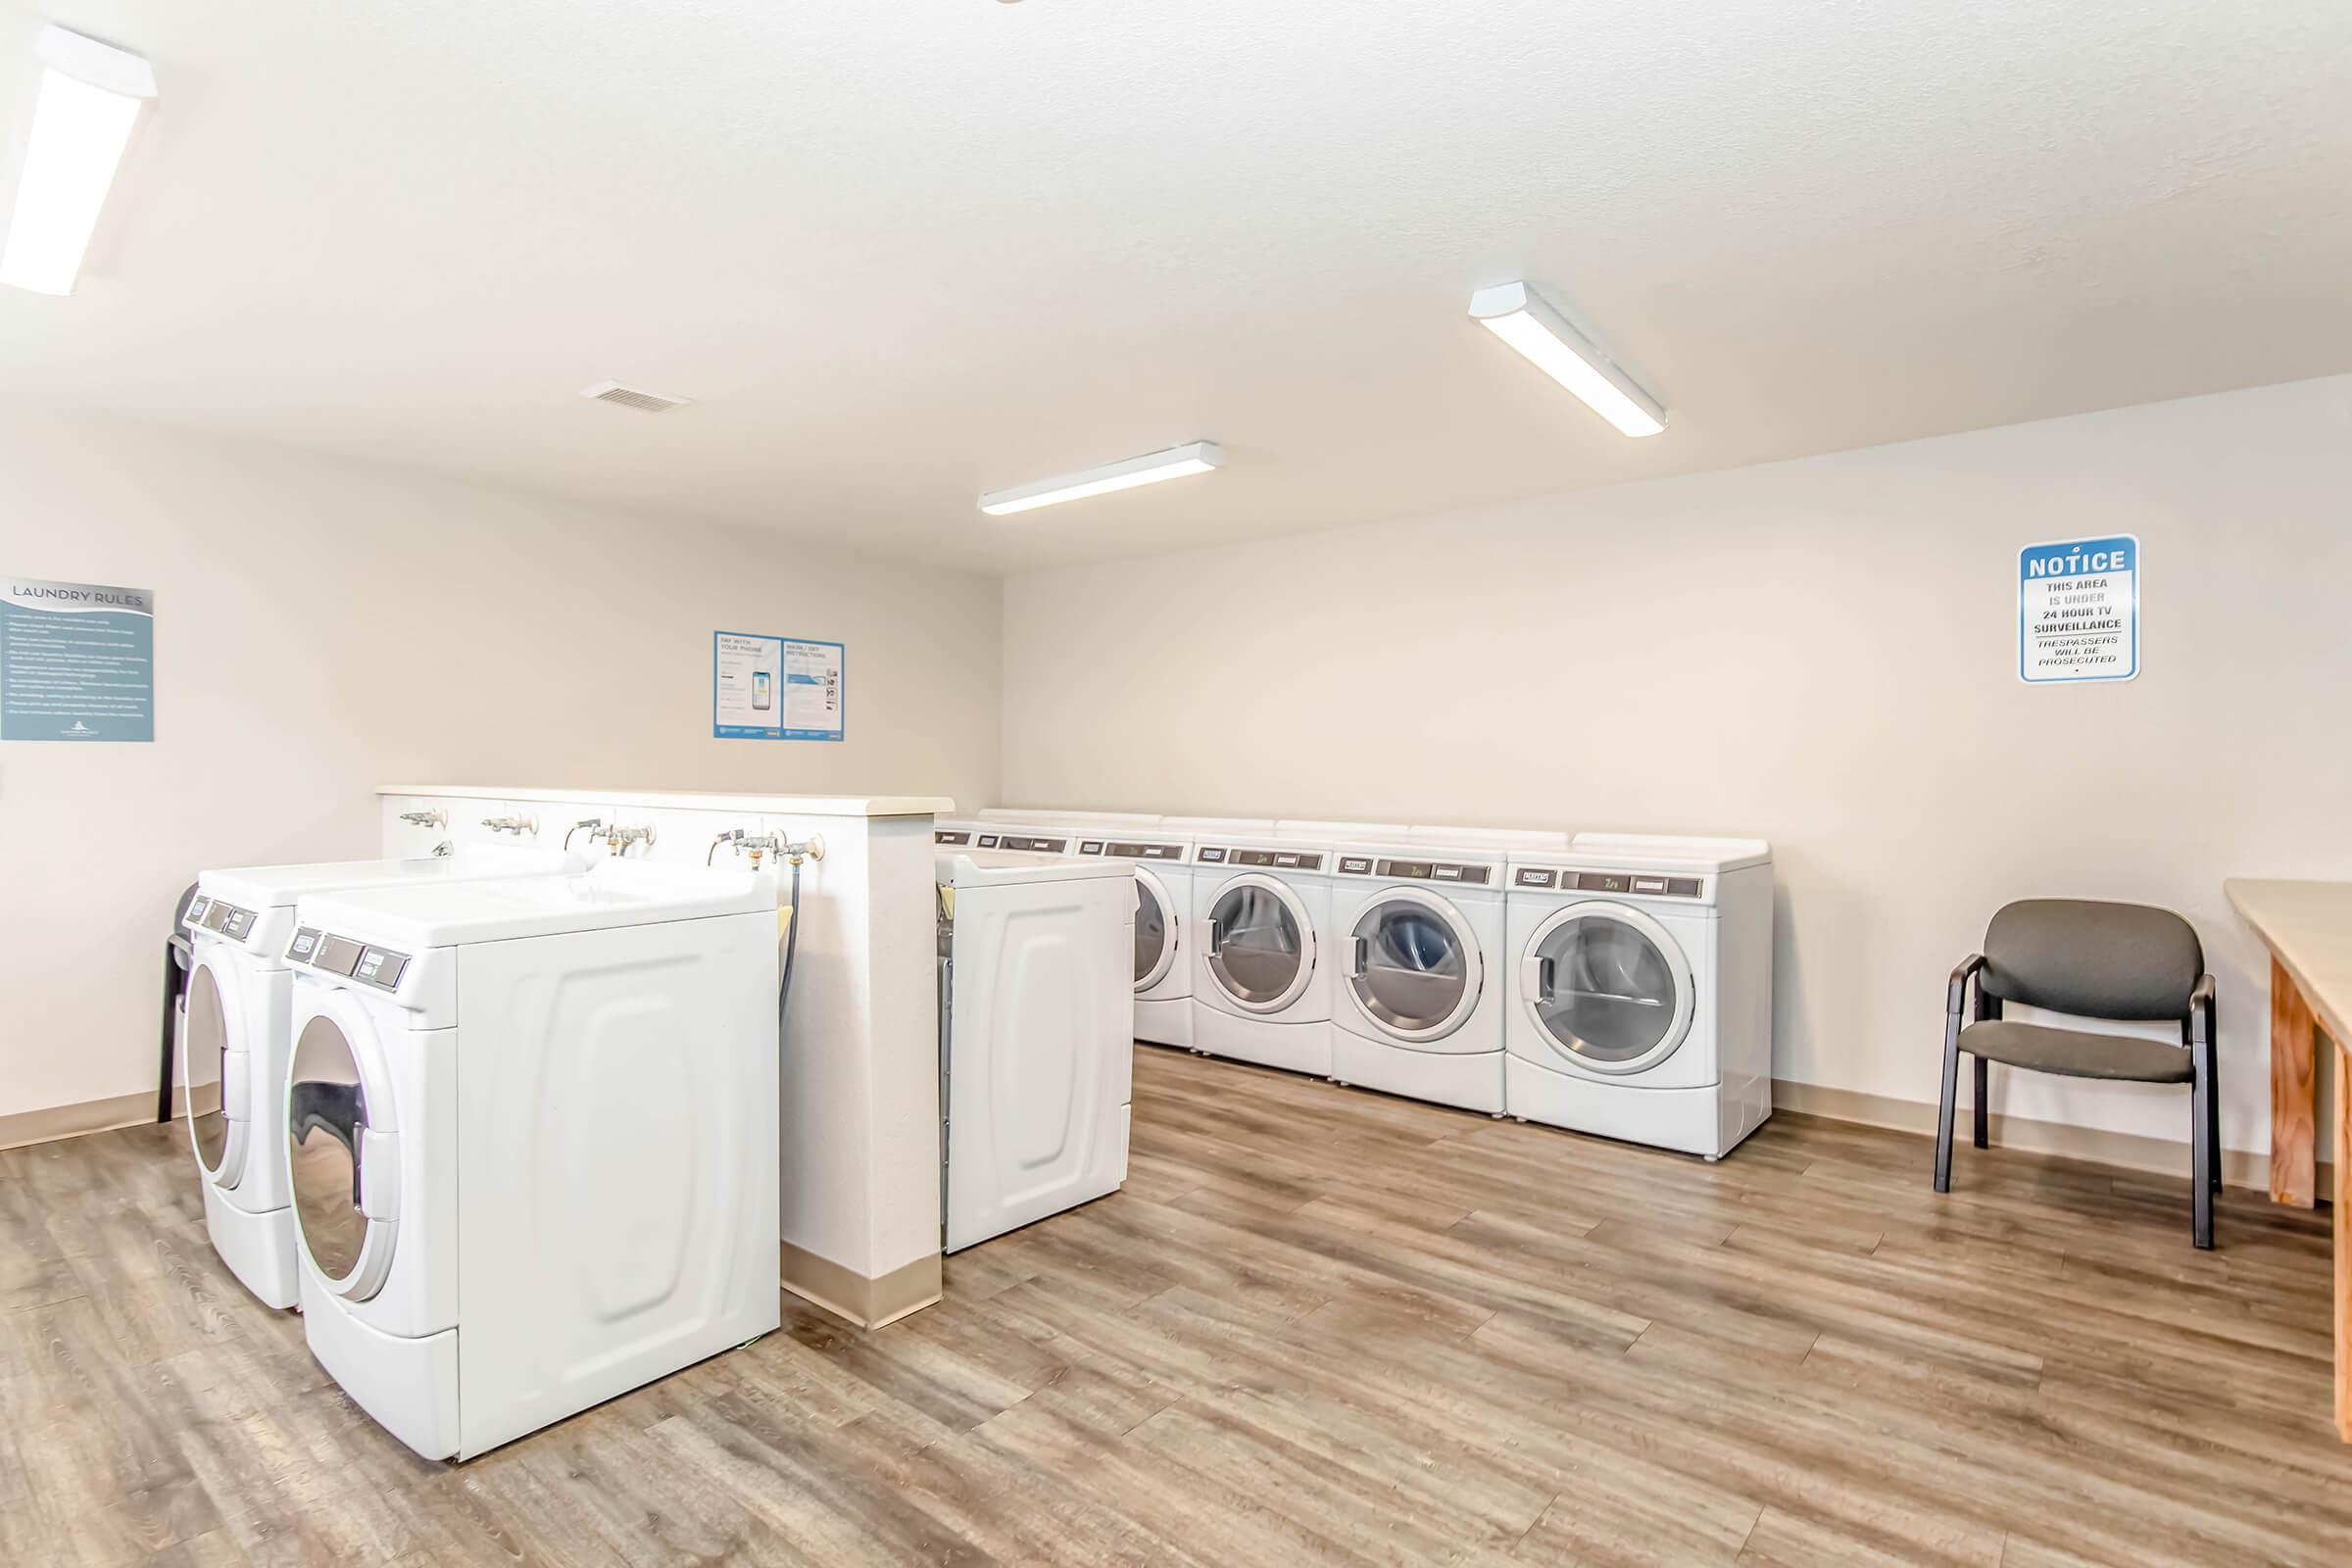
[1772,1078,2324,1194]
[778,1241,943,1329]
[0,1084,219,1153]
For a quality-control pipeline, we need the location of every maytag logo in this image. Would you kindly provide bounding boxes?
[63,721,96,737]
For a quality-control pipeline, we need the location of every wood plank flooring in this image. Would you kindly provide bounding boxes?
[6,1045,2350,1566]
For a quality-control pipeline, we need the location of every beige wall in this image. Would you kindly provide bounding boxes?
[1004,374,2352,1158]
[0,416,1000,1122]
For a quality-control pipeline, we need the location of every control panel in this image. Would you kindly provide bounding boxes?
[1197,847,1323,871]
[289,927,411,991]
[1509,867,1703,898]
[1334,856,1495,885]
[186,897,257,941]
[935,829,972,846]
[995,834,1068,854]
[1078,839,1186,861]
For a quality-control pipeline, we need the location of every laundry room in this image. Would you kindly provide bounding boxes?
[5,6,2352,1565]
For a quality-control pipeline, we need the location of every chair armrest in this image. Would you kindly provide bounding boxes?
[1947,954,1985,1015]
[2189,973,2216,1044]
[2188,973,2215,1009]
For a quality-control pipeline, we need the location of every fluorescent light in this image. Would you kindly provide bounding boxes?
[1468,280,1666,437]
[979,441,1224,516]
[1,27,158,297]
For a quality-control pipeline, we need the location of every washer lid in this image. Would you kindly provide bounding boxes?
[198,847,584,912]
[293,861,776,950]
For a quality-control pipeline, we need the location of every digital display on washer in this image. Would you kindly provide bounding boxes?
[312,935,366,977]
[935,830,972,846]
[1106,841,1183,860]
[1232,849,1321,870]
[998,835,1066,853]
[1573,870,1703,898]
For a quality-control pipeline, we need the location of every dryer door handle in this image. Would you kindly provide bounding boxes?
[1521,953,1554,1000]
[1204,917,1222,956]
[1344,936,1367,980]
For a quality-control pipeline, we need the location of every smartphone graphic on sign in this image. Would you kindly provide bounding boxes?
[753,670,772,710]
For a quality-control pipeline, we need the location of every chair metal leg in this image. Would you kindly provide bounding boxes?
[1935,1033,1961,1193]
[2206,995,2222,1195]
[157,943,181,1124]
[2191,1038,2217,1250]
[1972,1056,1989,1150]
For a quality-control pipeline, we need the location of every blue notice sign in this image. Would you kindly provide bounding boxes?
[1,576,157,741]
[2019,536,2137,684]
[712,630,845,741]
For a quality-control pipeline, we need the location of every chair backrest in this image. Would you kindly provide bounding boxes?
[169,882,199,969]
[1980,899,2202,1021]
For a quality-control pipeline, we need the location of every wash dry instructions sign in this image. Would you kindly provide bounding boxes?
[2019,536,2137,685]
[712,630,845,742]
[1,576,156,741]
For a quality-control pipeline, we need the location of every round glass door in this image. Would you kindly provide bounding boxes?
[1207,876,1311,1012]
[286,1014,379,1289]
[1520,904,1693,1074]
[184,963,234,1175]
[1347,892,1478,1042]
[1133,868,1177,992]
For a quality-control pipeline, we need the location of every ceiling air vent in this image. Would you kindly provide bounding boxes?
[579,380,692,413]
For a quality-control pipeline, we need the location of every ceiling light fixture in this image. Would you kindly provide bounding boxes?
[1467,280,1666,437]
[0,26,158,297]
[978,441,1224,515]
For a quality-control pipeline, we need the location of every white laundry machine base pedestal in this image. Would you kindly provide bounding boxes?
[1332,1031,1505,1114]
[1192,1006,1332,1076]
[1505,1055,1770,1158]
[202,1184,300,1310]
[1136,995,1192,1048]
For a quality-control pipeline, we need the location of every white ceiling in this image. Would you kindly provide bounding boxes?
[4,2,2349,572]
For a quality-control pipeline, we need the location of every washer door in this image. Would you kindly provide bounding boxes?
[1345,889,1481,1043]
[1205,873,1315,1013]
[286,1007,400,1301]
[1517,902,1694,1075]
[1133,865,1179,992]
[183,956,248,1187]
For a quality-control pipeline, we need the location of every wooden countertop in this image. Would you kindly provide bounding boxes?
[379,784,956,819]
[2226,878,2352,1051]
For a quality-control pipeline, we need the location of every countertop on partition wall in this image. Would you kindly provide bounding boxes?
[377,784,955,818]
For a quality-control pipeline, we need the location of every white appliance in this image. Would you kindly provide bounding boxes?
[1070,823,1203,1048]
[977,807,1163,832]
[283,861,781,1460]
[1503,835,1774,1158]
[1187,821,1404,1075]
[932,817,1080,858]
[1324,830,1548,1114]
[936,850,1134,1250]
[179,848,583,1309]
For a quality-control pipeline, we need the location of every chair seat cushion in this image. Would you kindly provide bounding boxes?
[1959,1020,2192,1083]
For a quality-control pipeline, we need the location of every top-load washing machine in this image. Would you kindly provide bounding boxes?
[179,846,585,1308]
[1325,825,1568,1114]
[1502,835,1774,1158]
[935,848,1135,1250]
[1186,820,1407,1075]
[282,860,781,1460]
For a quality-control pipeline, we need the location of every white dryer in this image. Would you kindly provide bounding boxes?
[282,861,781,1460]
[1060,825,1198,1048]
[1324,826,1565,1114]
[977,808,1163,834]
[1503,837,1774,1159]
[936,850,1134,1250]
[179,847,583,1309]
[1188,822,1405,1076]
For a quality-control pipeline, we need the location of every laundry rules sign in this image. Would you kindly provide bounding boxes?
[1,576,157,740]
[2018,536,2137,685]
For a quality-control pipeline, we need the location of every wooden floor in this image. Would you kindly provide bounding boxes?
[6,1046,2350,1567]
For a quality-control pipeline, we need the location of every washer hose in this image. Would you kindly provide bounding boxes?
[779,857,804,1044]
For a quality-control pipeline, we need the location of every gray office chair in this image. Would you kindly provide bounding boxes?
[1936,899,2218,1248]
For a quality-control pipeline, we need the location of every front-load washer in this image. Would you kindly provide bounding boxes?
[179,847,585,1309]
[1069,824,1203,1048]
[936,849,1134,1250]
[1188,823,1402,1076]
[282,860,781,1460]
[1502,837,1773,1158]
[1325,834,1523,1114]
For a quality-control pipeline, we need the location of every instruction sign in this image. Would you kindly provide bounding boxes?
[2019,536,2137,684]
[1,576,156,741]
[713,630,844,741]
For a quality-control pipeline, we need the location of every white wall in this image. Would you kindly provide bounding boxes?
[0,416,1001,1121]
[1003,375,2352,1158]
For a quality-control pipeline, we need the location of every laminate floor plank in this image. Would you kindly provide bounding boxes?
[5,1045,2349,1566]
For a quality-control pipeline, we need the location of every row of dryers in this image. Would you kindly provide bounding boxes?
[937,810,1774,1160]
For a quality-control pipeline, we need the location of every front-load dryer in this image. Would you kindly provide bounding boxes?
[282,860,781,1460]
[179,847,584,1309]
[1187,822,1404,1076]
[1324,828,1565,1114]
[1502,837,1774,1158]
[1065,825,1203,1048]
[936,849,1135,1250]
